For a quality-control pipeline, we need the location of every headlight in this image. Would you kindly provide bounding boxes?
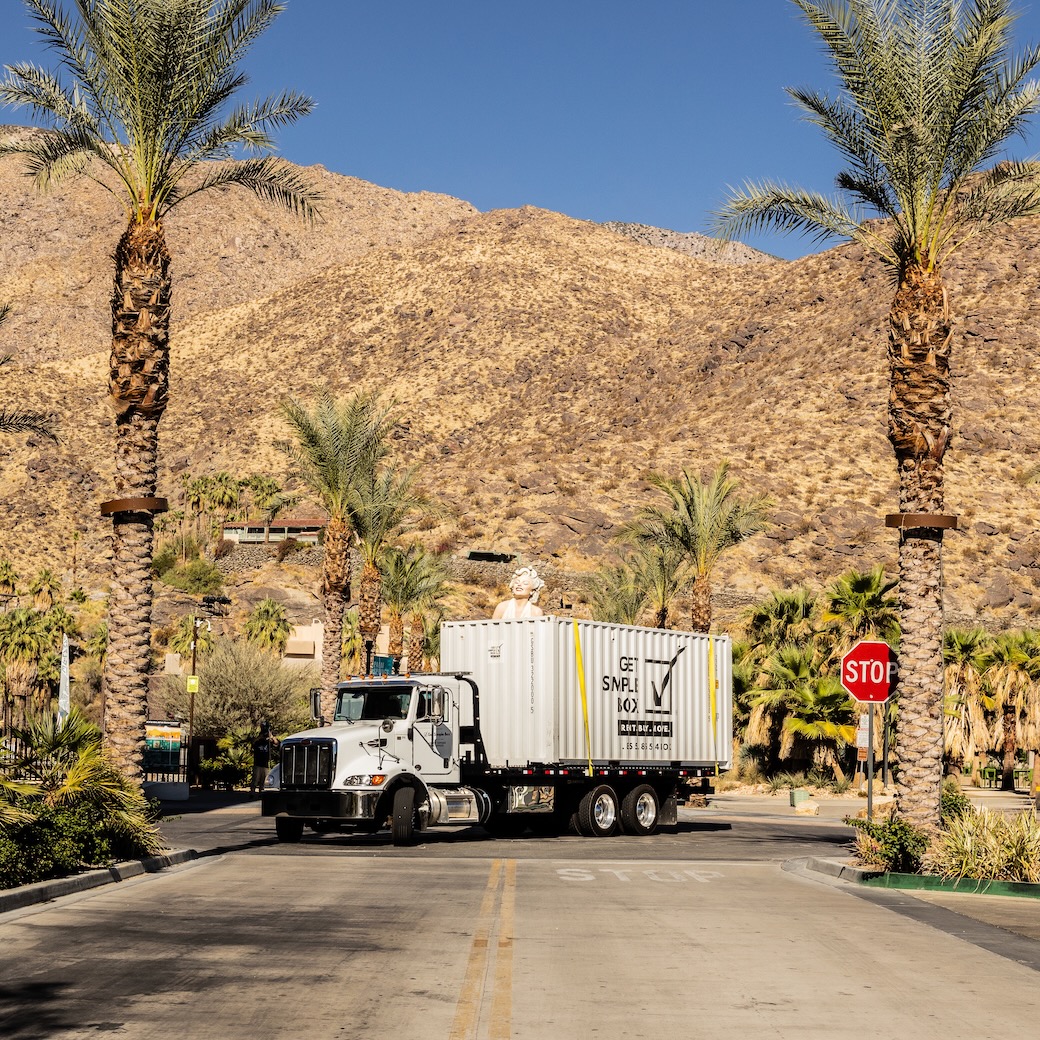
[265,765,281,791]
[344,774,387,787]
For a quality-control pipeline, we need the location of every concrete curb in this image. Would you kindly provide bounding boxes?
[0,849,198,914]
[804,856,883,884]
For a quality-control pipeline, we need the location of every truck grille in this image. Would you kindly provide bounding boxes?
[280,739,335,789]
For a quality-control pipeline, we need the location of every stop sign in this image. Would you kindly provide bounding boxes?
[840,640,896,703]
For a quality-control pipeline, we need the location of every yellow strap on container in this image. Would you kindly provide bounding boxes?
[573,620,593,777]
[708,637,720,778]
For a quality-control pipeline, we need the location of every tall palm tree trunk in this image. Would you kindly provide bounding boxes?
[359,561,383,667]
[102,220,170,783]
[888,264,951,831]
[690,579,711,634]
[319,517,351,722]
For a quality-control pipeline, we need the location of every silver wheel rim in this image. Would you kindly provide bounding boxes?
[635,792,656,828]
[594,793,617,830]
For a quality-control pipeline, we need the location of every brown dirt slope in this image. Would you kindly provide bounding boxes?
[2,145,1039,629]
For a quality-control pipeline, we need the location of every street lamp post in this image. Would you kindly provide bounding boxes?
[185,595,230,787]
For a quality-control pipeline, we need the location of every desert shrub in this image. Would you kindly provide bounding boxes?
[161,639,313,739]
[767,771,806,794]
[275,537,303,563]
[846,815,929,874]
[152,545,178,577]
[926,809,1040,883]
[212,538,236,561]
[940,777,975,823]
[198,734,252,790]
[160,558,224,595]
[0,712,164,889]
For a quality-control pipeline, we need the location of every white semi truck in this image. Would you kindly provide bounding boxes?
[262,616,732,844]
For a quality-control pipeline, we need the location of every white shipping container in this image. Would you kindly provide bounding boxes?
[441,617,731,770]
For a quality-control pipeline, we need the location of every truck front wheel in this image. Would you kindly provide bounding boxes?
[620,785,660,836]
[275,817,305,843]
[577,785,619,837]
[392,787,416,846]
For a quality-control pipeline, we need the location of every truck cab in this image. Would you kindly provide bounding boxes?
[262,675,483,844]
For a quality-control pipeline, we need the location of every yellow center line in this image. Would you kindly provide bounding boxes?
[450,860,503,1040]
[489,858,516,1040]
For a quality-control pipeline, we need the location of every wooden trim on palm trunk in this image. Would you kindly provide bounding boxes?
[100,497,169,516]
[884,513,958,530]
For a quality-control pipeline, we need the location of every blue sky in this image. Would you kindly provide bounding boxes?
[5,0,1040,259]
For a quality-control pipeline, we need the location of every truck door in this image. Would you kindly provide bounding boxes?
[411,684,457,780]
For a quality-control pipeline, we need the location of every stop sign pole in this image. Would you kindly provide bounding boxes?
[841,640,896,821]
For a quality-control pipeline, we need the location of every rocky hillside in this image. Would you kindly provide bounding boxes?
[2,133,1039,632]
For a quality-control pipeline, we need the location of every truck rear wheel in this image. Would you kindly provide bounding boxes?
[275,817,304,843]
[620,785,660,836]
[577,785,619,837]
[392,787,416,846]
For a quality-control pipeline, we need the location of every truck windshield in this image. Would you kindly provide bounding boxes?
[334,685,413,723]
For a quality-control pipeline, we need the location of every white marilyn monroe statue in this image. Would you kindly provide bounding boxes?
[492,566,545,619]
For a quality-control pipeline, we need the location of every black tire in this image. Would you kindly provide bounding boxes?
[275,817,304,843]
[576,785,620,837]
[392,786,416,846]
[620,784,660,836]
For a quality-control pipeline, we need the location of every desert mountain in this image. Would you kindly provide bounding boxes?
[2,138,1039,631]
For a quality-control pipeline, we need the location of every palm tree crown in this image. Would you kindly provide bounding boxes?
[715,0,1040,273]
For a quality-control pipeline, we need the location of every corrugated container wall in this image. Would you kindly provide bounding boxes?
[441,617,732,770]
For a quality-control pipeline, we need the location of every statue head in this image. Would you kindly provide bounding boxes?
[509,566,545,603]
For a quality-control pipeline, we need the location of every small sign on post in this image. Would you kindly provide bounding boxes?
[841,641,896,821]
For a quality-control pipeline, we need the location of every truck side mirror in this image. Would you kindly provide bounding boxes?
[309,688,321,723]
[431,686,446,722]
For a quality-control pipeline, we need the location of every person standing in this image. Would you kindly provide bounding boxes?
[251,723,273,796]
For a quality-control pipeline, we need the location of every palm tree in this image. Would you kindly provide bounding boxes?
[942,627,991,777]
[821,566,900,650]
[350,462,428,666]
[169,614,214,661]
[584,560,647,626]
[380,545,448,671]
[1,0,318,782]
[980,631,1031,791]
[279,390,395,719]
[28,568,62,612]
[0,558,18,598]
[782,676,858,781]
[713,0,1040,829]
[627,542,690,630]
[0,607,49,729]
[0,303,56,440]
[743,587,819,653]
[244,597,291,655]
[624,462,769,632]
[206,471,241,536]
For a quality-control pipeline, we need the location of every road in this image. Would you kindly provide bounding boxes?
[1,796,1037,1039]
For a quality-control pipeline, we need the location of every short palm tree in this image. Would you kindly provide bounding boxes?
[0,607,49,729]
[0,303,56,439]
[782,677,858,781]
[821,566,900,651]
[624,462,769,632]
[1,0,318,782]
[714,0,1040,829]
[0,558,18,598]
[743,587,819,653]
[279,390,395,718]
[626,542,690,630]
[380,545,448,671]
[244,597,292,655]
[942,627,991,776]
[350,462,428,666]
[584,560,647,626]
[980,631,1031,791]
[28,567,62,612]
